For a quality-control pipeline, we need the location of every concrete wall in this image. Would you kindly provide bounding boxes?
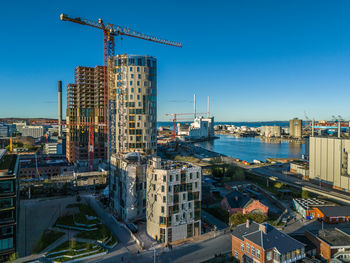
[309,137,350,192]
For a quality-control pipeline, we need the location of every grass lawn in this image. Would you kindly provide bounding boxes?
[76,224,111,241]
[55,215,75,227]
[33,230,65,253]
[49,240,88,253]
[52,248,106,262]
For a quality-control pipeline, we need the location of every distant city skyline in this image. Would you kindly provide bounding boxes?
[1,0,350,121]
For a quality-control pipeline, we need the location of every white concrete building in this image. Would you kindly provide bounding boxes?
[19,126,44,138]
[110,152,147,222]
[309,136,350,192]
[43,143,63,155]
[146,157,201,243]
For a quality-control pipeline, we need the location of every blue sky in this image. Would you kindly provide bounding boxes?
[1,0,350,121]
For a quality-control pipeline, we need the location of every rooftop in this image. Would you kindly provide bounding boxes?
[293,198,334,209]
[317,206,350,217]
[232,221,305,254]
[313,228,350,247]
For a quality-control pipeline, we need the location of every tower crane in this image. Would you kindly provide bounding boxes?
[60,13,181,170]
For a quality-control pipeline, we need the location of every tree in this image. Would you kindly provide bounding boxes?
[301,190,310,199]
[247,213,267,223]
[229,212,246,227]
[9,253,18,261]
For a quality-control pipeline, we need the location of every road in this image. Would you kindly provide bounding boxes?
[250,166,350,205]
[84,232,232,263]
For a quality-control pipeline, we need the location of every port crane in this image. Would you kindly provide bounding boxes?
[60,13,181,170]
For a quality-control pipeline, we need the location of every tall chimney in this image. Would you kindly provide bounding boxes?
[208,96,210,117]
[58,80,62,138]
[194,93,196,119]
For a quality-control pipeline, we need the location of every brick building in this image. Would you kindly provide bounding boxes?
[305,228,350,262]
[221,190,269,216]
[232,220,305,263]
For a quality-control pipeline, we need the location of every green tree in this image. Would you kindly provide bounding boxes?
[247,213,267,223]
[301,190,310,199]
[8,252,18,261]
[229,212,246,227]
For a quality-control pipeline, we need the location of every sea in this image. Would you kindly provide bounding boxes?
[158,121,305,162]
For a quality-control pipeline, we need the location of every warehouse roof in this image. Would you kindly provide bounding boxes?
[314,228,350,247]
[317,206,350,217]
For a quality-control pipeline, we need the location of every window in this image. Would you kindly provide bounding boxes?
[256,249,260,259]
[131,74,134,79]
[137,81,140,86]
[234,251,238,258]
[195,182,198,188]
[154,195,157,201]
[0,198,13,210]
[131,87,134,92]
[161,186,164,192]
[168,185,172,192]
[0,226,13,237]
[241,243,244,251]
[154,174,157,181]
[0,181,13,193]
[176,174,179,181]
[163,176,166,182]
[251,246,255,256]
[183,193,186,200]
[246,243,250,253]
[0,237,13,250]
[130,67,133,71]
[138,88,141,93]
[130,81,133,86]
[138,74,141,79]
[137,67,140,72]
[163,196,166,203]
[190,173,193,180]
[197,172,200,178]
[161,206,164,213]
[170,175,173,182]
[266,251,272,261]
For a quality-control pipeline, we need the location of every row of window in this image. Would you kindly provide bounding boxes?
[240,243,261,259]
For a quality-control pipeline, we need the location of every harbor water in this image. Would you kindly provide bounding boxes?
[193,134,305,162]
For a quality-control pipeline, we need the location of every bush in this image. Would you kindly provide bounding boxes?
[229,212,267,227]
[301,190,310,199]
[229,212,246,227]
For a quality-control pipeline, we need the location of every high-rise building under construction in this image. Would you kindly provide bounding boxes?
[66,66,105,166]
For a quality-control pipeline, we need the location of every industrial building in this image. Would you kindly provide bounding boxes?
[177,116,215,141]
[260,126,281,137]
[110,153,147,222]
[113,54,157,154]
[289,118,303,138]
[0,149,19,261]
[66,66,106,166]
[0,124,10,138]
[146,157,201,243]
[309,136,350,192]
[292,198,335,218]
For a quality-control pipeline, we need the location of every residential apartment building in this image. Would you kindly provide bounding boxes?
[289,118,303,138]
[232,220,305,263]
[146,157,201,243]
[309,136,350,192]
[110,153,147,222]
[0,149,19,261]
[113,55,157,155]
[66,66,106,165]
